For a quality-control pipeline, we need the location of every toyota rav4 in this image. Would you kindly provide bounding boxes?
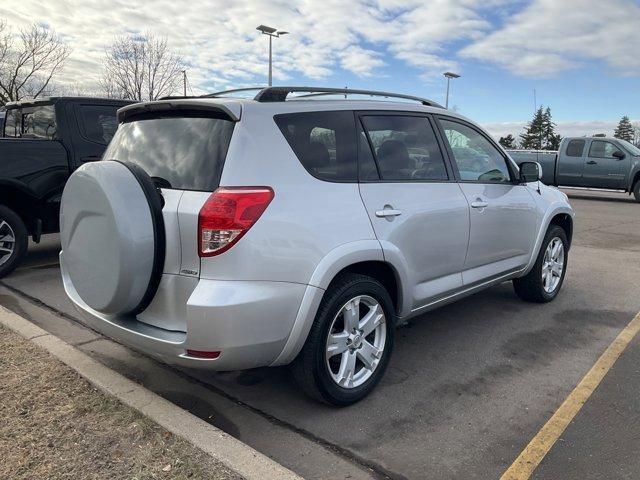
[60,87,574,405]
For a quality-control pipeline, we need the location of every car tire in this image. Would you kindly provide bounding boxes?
[291,273,395,406]
[633,181,640,203]
[513,225,568,303]
[0,205,29,279]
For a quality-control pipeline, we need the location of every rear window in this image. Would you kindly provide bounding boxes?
[3,109,20,137]
[274,111,357,182]
[103,111,235,191]
[77,104,120,145]
[566,139,585,157]
[3,105,56,139]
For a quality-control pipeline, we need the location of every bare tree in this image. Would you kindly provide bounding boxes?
[100,33,184,101]
[0,21,70,105]
[633,123,640,148]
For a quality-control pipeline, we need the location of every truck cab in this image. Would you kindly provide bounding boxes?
[0,97,133,277]
[509,136,640,201]
[561,137,638,190]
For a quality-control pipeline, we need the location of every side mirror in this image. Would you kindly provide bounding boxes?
[612,150,626,160]
[519,161,542,183]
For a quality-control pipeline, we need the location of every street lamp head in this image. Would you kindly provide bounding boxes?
[443,72,461,79]
[277,31,289,36]
[257,25,277,35]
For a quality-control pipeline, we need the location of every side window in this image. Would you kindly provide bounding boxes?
[439,119,512,183]
[78,105,120,144]
[3,109,21,138]
[274,111,357,182]
[589,140,619,159]
[360,115,448,181]
[357,122,379,181]
[566,139,585,157]
[20,105,56,140]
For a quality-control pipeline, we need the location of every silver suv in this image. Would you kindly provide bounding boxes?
[60,87,574,405]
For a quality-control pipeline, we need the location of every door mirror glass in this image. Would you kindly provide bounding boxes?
[612,150,625,160]
[519,161,542,183]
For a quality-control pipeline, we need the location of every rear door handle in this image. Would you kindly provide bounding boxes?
[375,209,402,218]
[586,160,598,165]
[471,199,488,209]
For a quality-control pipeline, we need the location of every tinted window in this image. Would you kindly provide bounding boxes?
[566,139,585,157]
[3,109,21,137]
[274,111,357,182]
[439,119,512,183]
[357,122,379,181]
[360,115,448,181]
[589,140,620,158]
[21,105,56,139]
[78,105,120,144]
[103,112,235,191]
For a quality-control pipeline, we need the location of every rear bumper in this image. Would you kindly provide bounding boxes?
[61,253,311,370]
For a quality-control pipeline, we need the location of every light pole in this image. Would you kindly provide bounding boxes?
[443,71,460,109]
[256,25,288,86]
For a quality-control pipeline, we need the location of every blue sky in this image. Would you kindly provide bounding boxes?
[2,0,639,138]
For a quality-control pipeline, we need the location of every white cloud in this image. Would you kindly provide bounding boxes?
[1,0,639,98]
[462,0,640,77]
[0,0,497,93]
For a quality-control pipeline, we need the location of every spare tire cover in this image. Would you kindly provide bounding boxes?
[60,160,164,315]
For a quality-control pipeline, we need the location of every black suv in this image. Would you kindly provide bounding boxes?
[0,97,133,277]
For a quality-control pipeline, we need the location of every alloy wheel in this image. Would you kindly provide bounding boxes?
[542,237,564,294]
[325,295,387,389]
[0,220,16,267]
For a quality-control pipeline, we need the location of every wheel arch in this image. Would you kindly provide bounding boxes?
[272,241,407,366]
[549,212,573,248]
[630,170,640,194]
[522,205,574,276]
[0,181,40,234]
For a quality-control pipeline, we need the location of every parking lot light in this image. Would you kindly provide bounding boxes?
[443,71,460,109]
[256,25,289,86]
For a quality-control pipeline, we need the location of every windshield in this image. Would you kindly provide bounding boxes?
[618,139,640,156]
[104,111,235,191]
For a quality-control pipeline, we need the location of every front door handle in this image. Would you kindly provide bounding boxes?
[586,160,598,165]
[471,199,489,209]
[375,208,402,218]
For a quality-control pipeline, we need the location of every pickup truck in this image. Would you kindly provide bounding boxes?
[0,96,133,277]
[508,137,640,202]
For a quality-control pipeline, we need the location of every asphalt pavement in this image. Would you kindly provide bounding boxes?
[1,187,639,479]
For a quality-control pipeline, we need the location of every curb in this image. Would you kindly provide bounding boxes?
[0,305,303,480]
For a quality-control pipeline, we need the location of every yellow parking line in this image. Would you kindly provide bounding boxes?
[501,311,640,480]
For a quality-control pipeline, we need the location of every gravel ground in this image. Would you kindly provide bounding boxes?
[0,324,241,480]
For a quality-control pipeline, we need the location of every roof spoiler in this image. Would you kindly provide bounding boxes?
[117,99,241,123]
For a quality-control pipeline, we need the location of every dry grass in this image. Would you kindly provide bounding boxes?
[0,325,241,480]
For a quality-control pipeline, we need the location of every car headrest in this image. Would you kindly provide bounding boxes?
[378,140,411,169]
[306,141,331,168]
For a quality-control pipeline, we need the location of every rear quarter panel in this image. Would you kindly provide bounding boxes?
[198,103,379,286]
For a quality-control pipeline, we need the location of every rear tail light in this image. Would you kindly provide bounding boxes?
[198,187,274,257]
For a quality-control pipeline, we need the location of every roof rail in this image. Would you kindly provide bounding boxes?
[252,86,444,108]
[202,87,265,98]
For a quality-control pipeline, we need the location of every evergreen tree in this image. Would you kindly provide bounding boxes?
[499,134,517,149]
[520,106,561,151]
[614,115,634,143]
[541,107,562,150]
[520,107,545,150]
